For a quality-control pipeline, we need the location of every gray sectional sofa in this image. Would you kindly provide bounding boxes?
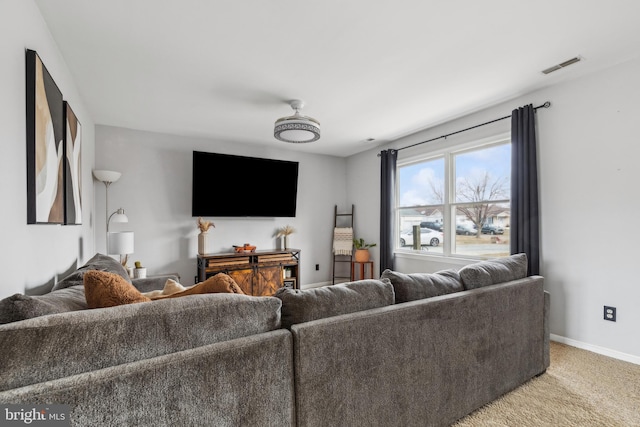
[0,253,549,426]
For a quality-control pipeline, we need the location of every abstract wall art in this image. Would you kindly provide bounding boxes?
[64,102,82,225]
[26,49,65,224]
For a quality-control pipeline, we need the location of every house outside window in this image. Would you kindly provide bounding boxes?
[397,135,511,259]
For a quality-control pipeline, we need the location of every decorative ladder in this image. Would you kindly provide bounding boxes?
[332,204,354,285]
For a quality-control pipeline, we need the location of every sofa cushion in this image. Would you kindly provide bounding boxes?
[274,279,395,329]
[380,269,463,303]
[84,270,151,309]
[52,253,131,291]
[0,285,87,324]
[458,253,528,290]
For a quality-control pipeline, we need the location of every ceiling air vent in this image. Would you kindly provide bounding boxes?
[542,56,582,74]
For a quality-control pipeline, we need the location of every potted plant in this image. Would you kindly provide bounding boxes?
[353,238,376,262]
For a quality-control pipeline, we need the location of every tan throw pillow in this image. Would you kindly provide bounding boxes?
[154,273,244,300]
[84,270,151,309]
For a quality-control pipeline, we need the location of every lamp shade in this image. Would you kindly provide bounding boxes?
[93,170,122,183]
[108,231,134,255]
[110,210,129,224]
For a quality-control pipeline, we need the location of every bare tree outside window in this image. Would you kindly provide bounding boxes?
[456,171,509,237]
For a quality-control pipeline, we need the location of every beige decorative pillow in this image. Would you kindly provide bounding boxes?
[152,273,244,300]
[142,279,189,298]
[84,270,151,309]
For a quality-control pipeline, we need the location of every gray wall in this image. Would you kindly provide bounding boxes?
[0,0,95,297]
[94,126,348,286]
[348,55,640,362]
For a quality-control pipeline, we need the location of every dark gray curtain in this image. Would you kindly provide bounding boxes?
[379,149,397,274]
[511,105,540,275]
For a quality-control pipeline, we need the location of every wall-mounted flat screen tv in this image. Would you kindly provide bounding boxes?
[192,151,299,217]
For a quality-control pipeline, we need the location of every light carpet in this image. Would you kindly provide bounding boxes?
[454,341,640,426]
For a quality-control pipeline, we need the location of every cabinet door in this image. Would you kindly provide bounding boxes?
[254,265,283,296]
[227,268,253,295]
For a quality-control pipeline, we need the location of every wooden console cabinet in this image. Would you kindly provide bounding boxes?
[197,249,300,296]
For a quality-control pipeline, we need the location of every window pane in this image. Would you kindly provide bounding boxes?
[398,158,445,253]
[454,144,510,203]
[395,138,511,259]
[398,158,444,207]
[397,212,444,253]
[453,204,510,257]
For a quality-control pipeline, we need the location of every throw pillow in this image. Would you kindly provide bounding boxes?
[0,285,87,324]
[52,253,131,291]
[380,269,463,303]
[274,278,395,329]
[84,270,150,309]
[142,279,189,298]
[458,253,528,290]
[152,273,244,300]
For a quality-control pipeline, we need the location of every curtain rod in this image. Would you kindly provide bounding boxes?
[378,101,551,156]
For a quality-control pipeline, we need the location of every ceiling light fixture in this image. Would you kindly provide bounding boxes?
[274,100,320,143]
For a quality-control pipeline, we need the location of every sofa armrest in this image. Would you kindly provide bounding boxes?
[131,274,179,292]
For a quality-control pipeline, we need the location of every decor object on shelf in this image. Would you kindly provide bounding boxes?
[234,244,257,253]
[133,260,147,279]
[197,217,215,255]
[26,49,65,224]
[353,238,376,262]
[274,100,320,143]
[276,225,296,249]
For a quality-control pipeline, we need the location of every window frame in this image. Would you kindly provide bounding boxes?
[395,132,511,260]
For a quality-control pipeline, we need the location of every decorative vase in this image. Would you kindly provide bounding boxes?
[198,231,209,255]
[354,249,370,262]
[284,235,290,249]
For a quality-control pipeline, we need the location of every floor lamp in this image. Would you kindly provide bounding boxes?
[93,170,130,255]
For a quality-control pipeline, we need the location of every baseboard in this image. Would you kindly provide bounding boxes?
[551,334,640,365]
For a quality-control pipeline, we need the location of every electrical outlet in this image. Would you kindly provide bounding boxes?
[315,264,320,271]
[604,306,616,322]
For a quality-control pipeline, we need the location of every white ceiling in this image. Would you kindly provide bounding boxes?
[35,0,640,157]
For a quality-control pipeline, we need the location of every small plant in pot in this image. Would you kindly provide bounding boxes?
[353,238,376,262]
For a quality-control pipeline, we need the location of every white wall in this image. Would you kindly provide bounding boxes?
[0,0,95,298]
[347,55,640,361]
[95,125,348,286]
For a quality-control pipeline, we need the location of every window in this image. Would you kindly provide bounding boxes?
[397,136,511,259]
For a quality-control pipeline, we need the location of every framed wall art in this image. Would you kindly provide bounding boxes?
[26,49,65,224]
[64,101,82,225]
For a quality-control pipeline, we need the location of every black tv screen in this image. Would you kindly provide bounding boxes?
[192,151,299,217]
